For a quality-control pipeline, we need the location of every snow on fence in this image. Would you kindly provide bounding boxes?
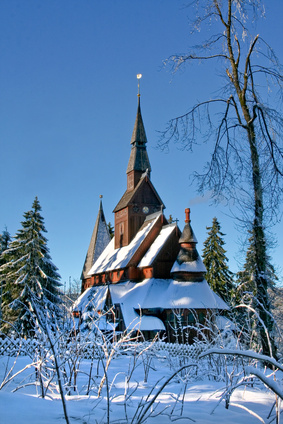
[0,337,205,360]
[131,341,205,359]
[0,337,39,358]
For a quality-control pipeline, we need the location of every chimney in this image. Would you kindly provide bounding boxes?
[185,208,191,223]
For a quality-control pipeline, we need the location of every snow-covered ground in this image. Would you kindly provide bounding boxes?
[0,349,279,424]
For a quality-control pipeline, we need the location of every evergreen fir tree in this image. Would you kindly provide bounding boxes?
[0,228,11,323]
[107,222,114,239]
[236,228,278,296]
[202,217,234,304]
[235,227,278,354]
[0,227,11,260]
[0,197,61,336]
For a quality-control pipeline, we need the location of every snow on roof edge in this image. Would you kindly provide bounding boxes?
[88,214,161,275]
[138,223,177,268]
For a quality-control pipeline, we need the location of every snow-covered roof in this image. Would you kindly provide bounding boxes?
[88,214,161,275]
[138,224,177,268]
[81,200,110,279]
[97,316,118,331]
[179,222,198,244]
[73,286,108,312]
[171,255,206,274]
[118,302,165,331]
[74,277,228,333]
[110,279,229,311]
[215,316,237,331]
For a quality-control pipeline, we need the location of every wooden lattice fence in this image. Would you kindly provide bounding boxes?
[0,338,39,358]
[0,337,205,360]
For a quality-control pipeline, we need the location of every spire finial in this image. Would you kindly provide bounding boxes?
[137,74,142,97]
[99,194,103,209]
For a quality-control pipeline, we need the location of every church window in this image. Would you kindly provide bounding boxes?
[198,312,205,323]
[187,312,195,323]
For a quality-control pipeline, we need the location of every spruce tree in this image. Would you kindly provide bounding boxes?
[202,217,234,304]
[0,228,11,260]
[0,197,61,336]
[0,228,11,323]
[107,222,114,239]
[236,227,278,355]
[236,228,278,296]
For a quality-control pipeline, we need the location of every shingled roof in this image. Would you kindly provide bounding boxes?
[171,209,206,280]
[81,199,111,280]
[126,97,151,175]
[113,174,164,213]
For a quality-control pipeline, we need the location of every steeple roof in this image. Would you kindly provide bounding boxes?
[126,97,151,175]
[130,97,147,145]
[179,208,198,244]
[171,208,206,281]
[81,198,111,280]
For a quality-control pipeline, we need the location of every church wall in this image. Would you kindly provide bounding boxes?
[141,267,154,279]
[114,207,129,248]
[162,308,210,343]
[129,211,146,245]
[153,230,181,279]
[128,215,163,268]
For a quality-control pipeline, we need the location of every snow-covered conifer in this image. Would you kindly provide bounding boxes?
[0,227,11,260]
[0,197,61,336]
[0,228,11,323]
[235,228,278,355]
[202,217,234,304]
[107,222,114,239]
[236,228,278,295]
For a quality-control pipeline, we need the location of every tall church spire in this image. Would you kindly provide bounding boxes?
[130,96,148,146]
[113,81,164,248]
[81,196,111,281]
[126,86,151,190]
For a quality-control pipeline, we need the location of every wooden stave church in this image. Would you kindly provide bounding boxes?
[74,94,228,342]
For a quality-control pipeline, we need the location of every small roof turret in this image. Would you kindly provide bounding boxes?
[171,208,206,282]
[179,208,198,244]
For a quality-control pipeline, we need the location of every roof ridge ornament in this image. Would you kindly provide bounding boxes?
[99,194,103,209]
[137,73,142,98]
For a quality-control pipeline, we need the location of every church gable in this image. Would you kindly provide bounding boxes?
[114,175,164,248]
[113,175,163,213]
[129,177,163,213]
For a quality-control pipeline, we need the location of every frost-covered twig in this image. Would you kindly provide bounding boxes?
[30,292,70,424]
[245,366,283,400]
[0,360,36,391]
[132,364,197,424]
[229,402,266,423]
[200,348,283,372]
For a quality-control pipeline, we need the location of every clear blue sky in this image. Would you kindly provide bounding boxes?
[0,0,282,288]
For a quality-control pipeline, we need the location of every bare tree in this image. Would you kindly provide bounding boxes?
[159,0,282,358]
